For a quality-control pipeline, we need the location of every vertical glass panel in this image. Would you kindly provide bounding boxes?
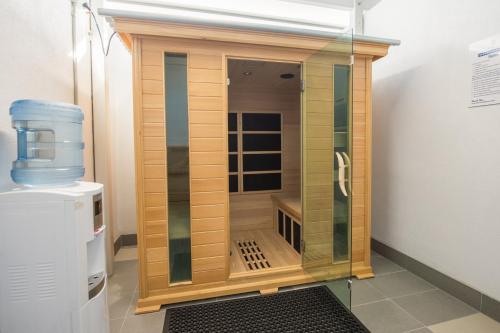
[165,53,191,283]
[302,28,353,309]
[333,65,351,263]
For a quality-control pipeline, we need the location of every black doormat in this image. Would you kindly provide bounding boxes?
[163,286,369,333]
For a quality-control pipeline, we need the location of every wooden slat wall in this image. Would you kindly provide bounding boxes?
[138,39,170,293]
[229,86,300,231]
[302,55,335,268]
[137,39,230,295]
[351,56,372,271]
[188,52,228,284]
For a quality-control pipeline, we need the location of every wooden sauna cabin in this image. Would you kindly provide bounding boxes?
[102,10,396,313]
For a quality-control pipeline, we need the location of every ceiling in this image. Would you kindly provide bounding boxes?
[228,59,301,90]
[281,0,383,9]
[281,0,355,8]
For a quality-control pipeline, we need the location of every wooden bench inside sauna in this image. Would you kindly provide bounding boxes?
[101,9,396,313]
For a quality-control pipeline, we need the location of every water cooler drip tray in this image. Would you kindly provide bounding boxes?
[88,272,105,300]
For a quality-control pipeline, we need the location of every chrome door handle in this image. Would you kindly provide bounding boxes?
[335,152,348,197]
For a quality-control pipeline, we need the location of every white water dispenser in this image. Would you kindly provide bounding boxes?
[0,182,110,333]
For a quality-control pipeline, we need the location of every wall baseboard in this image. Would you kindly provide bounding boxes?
[113,233,138,255]
[372,238,500,323]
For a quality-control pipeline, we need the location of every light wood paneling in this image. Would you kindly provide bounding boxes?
[135,39,169,295]
[351,56,373,276]
[192,269,226,284]
[143,108,164,123]
[230,229,301,275]
[145,234,167,248]
[147,261,168,277]
[147,247,168,262]
[145,221,167,235]
[145,206,166,221]
[191,192,225,206]
[192,243,226,259]
[129,31,383,311]
[142,65,162,80]
[144,179,166,193]
[191,138,224,152]
[143,151,166,165]
[192,230,225,245]
[191,178,225,192]
[192,217,225,232]
[189,96,224,110]
[190,54,223,69]
[190,152,225,165]
[190,111,223,124]
[302,52,335,269]
[142,79,163,94]
[188,52,228,284]
[143,123,165,137]
[192,256,225,272]
[143,165,166,179]
[147,276,169,291]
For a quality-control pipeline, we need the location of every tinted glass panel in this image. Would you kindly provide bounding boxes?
[228,134,237,152]
[228,113,237,131]
[229,174,238,192]
[229,154,238,172]
[243,153,281,171]
[285,215,292,244]
[165,53,191,283]
[242,113,281,131]
[242,134,281,151]
[293,222,301,254]
[243,173,281,191]
[333,64,351,263]
[278,210,284,236]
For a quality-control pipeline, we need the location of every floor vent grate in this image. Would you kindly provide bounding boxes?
[235,240,271,270]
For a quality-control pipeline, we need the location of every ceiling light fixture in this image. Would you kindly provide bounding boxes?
[243,71,252,76]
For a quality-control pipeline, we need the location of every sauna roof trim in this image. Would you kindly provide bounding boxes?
[99,8,400,47]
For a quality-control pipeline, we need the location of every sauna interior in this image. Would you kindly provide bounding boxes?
[227,59,302,276]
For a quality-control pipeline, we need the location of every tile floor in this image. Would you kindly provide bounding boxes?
[108,247,500,333]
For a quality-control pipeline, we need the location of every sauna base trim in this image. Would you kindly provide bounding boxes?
[259,287,279,295]
[352,264,374,280]
[135,304,161,315]
[355,272,375,279]
[134,264,373,313]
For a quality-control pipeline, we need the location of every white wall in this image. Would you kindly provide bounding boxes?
[0,1,75,188]
[106,39,136,238]
[365,0,500,301]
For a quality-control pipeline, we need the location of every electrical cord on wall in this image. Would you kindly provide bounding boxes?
[82,2,116,56]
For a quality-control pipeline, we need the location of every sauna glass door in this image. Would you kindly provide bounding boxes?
[301,29,353,308]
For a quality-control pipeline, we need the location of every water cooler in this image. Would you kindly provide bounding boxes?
[0,100,109,332]
[0,182,109,333]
